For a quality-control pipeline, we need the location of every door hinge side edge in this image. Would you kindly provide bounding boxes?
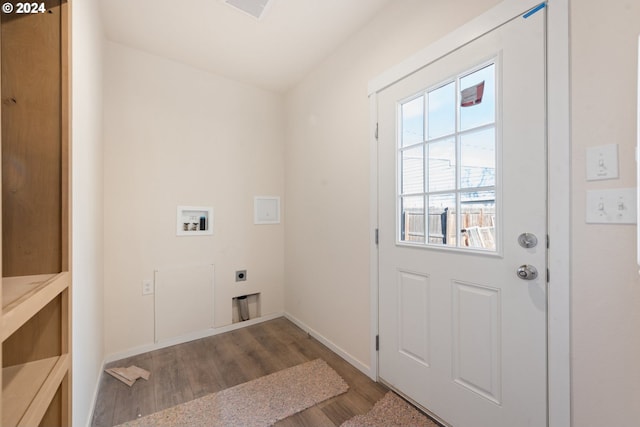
[375,228,379,245]
[375,335,379,351]
[375,123,379,141]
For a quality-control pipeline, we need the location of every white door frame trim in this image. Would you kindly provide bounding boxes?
[368,1,571,426]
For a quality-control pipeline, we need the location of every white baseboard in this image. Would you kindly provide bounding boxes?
[284,312,375,380]
[104,312,283,364]
[84,356,107,427]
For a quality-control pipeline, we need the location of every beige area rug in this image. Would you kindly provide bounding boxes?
[341,392,439,427]
[116,359,348,427]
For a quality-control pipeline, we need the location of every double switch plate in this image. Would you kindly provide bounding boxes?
[586,188,636,224]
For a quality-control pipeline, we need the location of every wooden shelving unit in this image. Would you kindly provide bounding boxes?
[0,1,72,426]
[3,355,70,427]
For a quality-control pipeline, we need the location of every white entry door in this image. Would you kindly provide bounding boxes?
[377,8,547,427]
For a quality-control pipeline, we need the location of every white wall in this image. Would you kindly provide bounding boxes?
[286,0,640,424]
[103,42,285,356]
[570,1,640,424]
[71,0,105,425]
[284,0,500,373]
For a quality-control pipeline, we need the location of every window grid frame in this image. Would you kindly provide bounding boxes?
[397,59,499,252]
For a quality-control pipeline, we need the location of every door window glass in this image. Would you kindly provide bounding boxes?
[401,196,425,243]
[428,193,457,246]
[401,96,424,147]
[402,146,424,194]
[460,64,496,131]
[428,138,456,192]
[428,82,456,139]
[460,128,496,189]
[398,60,497,251]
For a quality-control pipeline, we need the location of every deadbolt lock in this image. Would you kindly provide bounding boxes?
[518,232,538,249]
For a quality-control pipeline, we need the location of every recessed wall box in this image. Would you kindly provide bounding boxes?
[177,206,213,236]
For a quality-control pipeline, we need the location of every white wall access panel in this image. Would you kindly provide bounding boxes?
[254,196,281,224]
[154,264,215,342]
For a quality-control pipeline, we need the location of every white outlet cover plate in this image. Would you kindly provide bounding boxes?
[586,188,637,224]
[586,144,619,181]
[142,279,154,295]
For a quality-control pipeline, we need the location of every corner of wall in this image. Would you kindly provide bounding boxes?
[71,0,106,425]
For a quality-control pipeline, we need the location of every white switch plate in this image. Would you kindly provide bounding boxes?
[586,144,619,181]
[142,279,154,295]
[586,188,636,224]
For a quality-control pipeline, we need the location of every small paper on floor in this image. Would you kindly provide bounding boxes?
[105,365,151,387]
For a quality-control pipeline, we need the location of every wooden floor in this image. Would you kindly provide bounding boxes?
[91,317,389,427]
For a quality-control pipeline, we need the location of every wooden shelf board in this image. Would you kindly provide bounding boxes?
[2,354,69,427]
[2,272,70,342]
[2,274,57,309]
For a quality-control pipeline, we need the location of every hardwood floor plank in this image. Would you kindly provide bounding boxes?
[200,332,253,387]
[180,339,226,398]
[231,326,282,375]
[93,353,155,427]
[151,346,195,411]
[321,388,387,426]
[110,373,156,426]
[252,319,310,367]
[90,376,117,427]
[91,317,388,427]
[275,404,337,427]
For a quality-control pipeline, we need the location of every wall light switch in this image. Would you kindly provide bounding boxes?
[586,188,636,224]
[586,144,619,181]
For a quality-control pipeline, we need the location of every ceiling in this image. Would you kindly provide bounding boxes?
[99,0,392,93]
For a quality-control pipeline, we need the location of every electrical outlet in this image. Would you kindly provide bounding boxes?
[142,279,154,295]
